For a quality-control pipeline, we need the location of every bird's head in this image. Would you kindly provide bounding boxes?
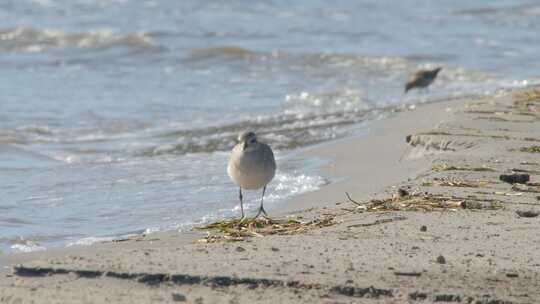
[238,131,258,151]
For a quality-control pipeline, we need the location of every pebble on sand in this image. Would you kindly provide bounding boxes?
[499,173,530,184]
[172,293,187,302]
[516,210,540,218]
[436,255,446,264]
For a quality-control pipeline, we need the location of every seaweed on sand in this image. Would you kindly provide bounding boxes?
[196,217,336,243]
[511,168,540,174]
[432,164,495,172]
[346,192,503,212]
[422,177,491,188]
[419,131,540,143]
[520,146,540,153]
[512,183,540,193]
[516,210,540,218]
[514,89,540,104]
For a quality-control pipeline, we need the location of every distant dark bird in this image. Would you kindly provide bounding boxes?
[404,67,442,93]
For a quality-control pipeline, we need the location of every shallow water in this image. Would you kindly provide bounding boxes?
[1,0,539,253]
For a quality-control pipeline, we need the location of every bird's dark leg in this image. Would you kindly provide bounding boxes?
[239,188,245,220]
[254,186,269,219]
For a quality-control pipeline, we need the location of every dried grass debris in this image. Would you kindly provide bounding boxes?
[346,193,503,212]
[196,217,336,243]
[422,177,490,188]
[514,89,540,104]
[512,183,540,193]
[432,164,495,172]
[520,146,540,153]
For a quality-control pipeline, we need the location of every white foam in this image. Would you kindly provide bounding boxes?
[143,227,161,234]
[274,172,327,197]
[11,243,46,253]
[66,236,116,247]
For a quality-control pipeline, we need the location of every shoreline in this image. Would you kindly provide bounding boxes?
[2,87,540,303]
[0,92,456,259]
[0,91,463,262]
[0,90,515,258]
[280,96,462,214]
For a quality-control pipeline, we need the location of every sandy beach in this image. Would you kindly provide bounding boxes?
[2,87,540,303]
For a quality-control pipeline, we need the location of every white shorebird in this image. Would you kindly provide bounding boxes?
[227,131,276,219]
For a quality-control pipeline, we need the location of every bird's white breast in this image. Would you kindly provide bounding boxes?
[227,143,276,190]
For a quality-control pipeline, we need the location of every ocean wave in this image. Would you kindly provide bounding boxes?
[141,68,507,158]
[182,46,504,92]
[273,172,327,196]
[0,27,157,53]
[11,243,46,253]
[141,105,381,156]
[284,89,372,114]
[452,4,540,29]
[183,45,411,70]
[139,65,507,158]
[183,46,278,63]
[0,217,34,227]
[0,126,60,146]
[0,130,24,145]
[453,4,540,17]
[3,236,54,253]
[66,236,116,247]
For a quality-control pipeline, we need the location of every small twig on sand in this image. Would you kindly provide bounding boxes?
[394,271,422,277]
[516,210,540,218]
[348,216,407,228]
[345,192,362,206]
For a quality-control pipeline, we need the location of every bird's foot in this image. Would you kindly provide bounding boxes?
[253,207,270,220]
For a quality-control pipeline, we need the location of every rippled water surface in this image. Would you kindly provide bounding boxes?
[1,0,539,252]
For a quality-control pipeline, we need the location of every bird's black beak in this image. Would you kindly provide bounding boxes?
[242,142,247,151]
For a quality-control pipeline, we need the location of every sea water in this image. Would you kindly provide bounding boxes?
[1,0,539,253]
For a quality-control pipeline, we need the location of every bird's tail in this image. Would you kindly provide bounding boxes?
[404,82,413,94]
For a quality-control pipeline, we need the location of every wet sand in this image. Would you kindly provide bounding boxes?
[2,87,540,303]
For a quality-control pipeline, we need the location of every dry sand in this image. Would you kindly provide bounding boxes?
[2,87,540,303]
